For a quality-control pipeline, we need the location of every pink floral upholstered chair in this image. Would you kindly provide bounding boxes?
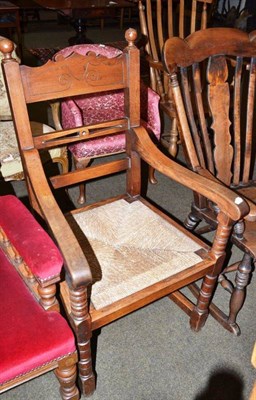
[54,44,161,204]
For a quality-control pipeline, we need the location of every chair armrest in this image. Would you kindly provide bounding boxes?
[61,98,84,130]
[23,149,92,289]
[146,55,165,72]
[50,101,63,131]
[133,126,250,222]
[0,194,63,284]
[196,167,256,222]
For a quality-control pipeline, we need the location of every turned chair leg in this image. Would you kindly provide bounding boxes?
[168,117,179,158]
[55,362,79,400]
[190,273,218,332]
[74,157,91,205]
[148,165,157,184]
[227,253,253,331]
[78,339,95,396]
[184,212,202,231]
[69,287,96,396]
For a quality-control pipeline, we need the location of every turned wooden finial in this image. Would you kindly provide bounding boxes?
[0,39,15,61]
[125,28,137,46]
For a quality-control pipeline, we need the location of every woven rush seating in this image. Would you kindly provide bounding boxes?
[67,198,203,310]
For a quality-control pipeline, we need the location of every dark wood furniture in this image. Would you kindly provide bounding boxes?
[0,1,22,56]
[0,29,250,396]
[138,0,215,156]
[0,195,79,399]
[163,26,256,335]
[52,43,160,205]
[33,0,135,44]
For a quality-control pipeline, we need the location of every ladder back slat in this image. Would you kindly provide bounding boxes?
[33,119,129,150]
[50,158,129,189]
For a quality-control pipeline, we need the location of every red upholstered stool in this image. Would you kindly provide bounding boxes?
[0,195,79,399]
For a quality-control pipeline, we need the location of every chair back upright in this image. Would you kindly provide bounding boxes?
[163,27,256,190]
[139,0,215,96]
[0,28,140,199]
[0,36,20,120]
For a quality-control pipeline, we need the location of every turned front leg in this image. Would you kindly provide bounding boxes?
[227,253,253,329]
[55,355,79,400]
[69,287,95,397]
[74,157,91,205]
[190,212,233,331]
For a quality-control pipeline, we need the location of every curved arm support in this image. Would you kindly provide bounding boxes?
[146,55,165,71]
[133,126,250,223]
[195,167,256,222]
[23,149,92,289]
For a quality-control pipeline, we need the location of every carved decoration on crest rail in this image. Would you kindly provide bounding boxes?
[21,51,126,101]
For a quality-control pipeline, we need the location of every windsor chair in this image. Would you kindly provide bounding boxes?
[138,0,216,156]
[163,26,256,335]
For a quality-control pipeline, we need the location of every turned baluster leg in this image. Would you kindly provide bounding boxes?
[184,212,202,230]
[55,362,79,400]
[190,212,233,331]
[38,283,59,312]
[191,273,221,332]
[168,117,179,157]
[74,157,91,205]
[70,287,95,397]
[227,253,253,329]
[148,165,157,184]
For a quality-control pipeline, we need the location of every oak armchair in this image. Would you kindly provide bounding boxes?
[163,26,256,335]
[0,29,250,396]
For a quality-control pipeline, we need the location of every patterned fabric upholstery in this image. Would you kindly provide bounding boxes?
[55,44,161,159]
